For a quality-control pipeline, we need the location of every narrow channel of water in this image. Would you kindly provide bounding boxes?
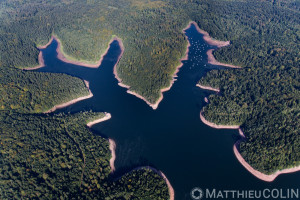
[37,24,300,200]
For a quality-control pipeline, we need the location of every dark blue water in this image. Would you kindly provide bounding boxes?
[36,24,300,199]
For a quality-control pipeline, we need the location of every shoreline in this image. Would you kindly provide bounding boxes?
[23,36,55,70]
[44,80,93,113]
[87,115,174,199]
[193,20,300,181]
[234,142,300,182]
[196,83,220,93]
[200,110,300,181]
[85,113,116,173]
[86,112,112,128]
[108,138,116,173]
[37,36,55,49]
[23,35,116,70]
[120,166,175,200]
[190,21,230,48]
[25,21,239,110]
[200,111,240,129]
[111,37,162,109]
[206,49,241,69]
[190,21,241,69]
[112,38,161,110]
[147,166,175,200]
[22,32,174,197]
[55,36,117,68]
[113,22,192,110]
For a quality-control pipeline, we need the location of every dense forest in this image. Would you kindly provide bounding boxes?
[0,111,169,199]
[0,0,299,198]
[0,68,90,113]
[0,1,175,198]
[197,1,300,173]
[0,0,190,103]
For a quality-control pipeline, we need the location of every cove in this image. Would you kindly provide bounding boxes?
[35,24,300,199]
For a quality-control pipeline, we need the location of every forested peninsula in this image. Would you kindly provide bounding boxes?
[196,0,299,178]
[0,0,299,198]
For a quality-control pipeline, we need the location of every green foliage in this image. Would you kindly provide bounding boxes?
[0,68,90,113]
[0,0,190,104]
[0,1,172,198]
[0,112,169,199]
[107,168,170,200]
[0,0,299,196]
[198,0,299,173]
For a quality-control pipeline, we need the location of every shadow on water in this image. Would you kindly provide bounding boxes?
[31,23,300,200]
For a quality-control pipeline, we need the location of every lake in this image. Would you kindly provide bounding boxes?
[37,24,300,200]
